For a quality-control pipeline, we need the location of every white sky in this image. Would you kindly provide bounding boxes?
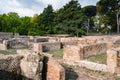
[0,0,99,17]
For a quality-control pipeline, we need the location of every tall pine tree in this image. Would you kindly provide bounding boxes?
[39,5,55,35]
[54,0,87,36]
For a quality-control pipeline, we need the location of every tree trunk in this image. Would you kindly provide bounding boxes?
[117,13,119,34]
[118,17,120,27]
[87,18,90,34]
[77,31,78,37]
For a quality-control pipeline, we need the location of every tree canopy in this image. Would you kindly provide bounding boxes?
[1,0,119,36]
[54,0,87,36]
[96,0,120,32]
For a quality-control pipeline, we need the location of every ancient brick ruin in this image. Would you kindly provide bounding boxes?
[0,50,65,80]
[1,32,120,79]
[63,36,120,73]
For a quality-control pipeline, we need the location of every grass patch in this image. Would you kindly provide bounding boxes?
[0,47,28,55]
[82,67,110,76]
[116,77,120,80]
[0,49,17,55]
[47,49,63,59]
[61,63,114,79]
[87,53,107,64]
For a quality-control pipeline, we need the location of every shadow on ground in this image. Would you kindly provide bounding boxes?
[63,66,79,80]
[0,70,32,80]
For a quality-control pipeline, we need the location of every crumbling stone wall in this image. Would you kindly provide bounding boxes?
[48,37,59,42]
[79,60,107,72]
[7,39,28,49]
[0,51,44,80]
[29,36,49,43]
[0,39,3,43]
[59,37,98,45]
[44,54,65,80]
[107,42,120,49]
[0,32,13,40]
[18,36,30,40]
[62,36,120,74]
[60,37,98,45]
[63,43,107,61]
[32,43,43,52]
[60,38,72,42]
[0,40,8,50]
[20,51,43,80]
[63,45,120,74]
[32,42,61,52]
[107,48,120,73]
[107,49,117,73]
[32,41,77,52]
[42,42,61,52]
[34,37,48,43]
[0,54,23,80]
[17,49,65,80]
[82,43,107,58]
[72,38,97,45]
[0,38,29,50]
[61,42,77,48]
[0,44,6,50]
[63,45,82,62]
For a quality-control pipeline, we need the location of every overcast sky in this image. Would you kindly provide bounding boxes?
[0,0,99,17]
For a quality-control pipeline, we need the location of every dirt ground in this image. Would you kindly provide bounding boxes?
[62,63,115,80]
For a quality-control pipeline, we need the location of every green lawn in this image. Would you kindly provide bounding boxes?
[116,77,120,80]
[47,49,63,59]
[87,53,107,64]
[0,47,28,55]
[0,49,17,55]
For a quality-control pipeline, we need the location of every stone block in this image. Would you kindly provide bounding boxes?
[115,67,120,74]
[42,42,61,52]
[34,38,48,42]
[60,38,72,42]
[0,32,13,40]
[61,42,77,48]
[77,38,87,45]
[32,42,61,52]
[0,55,23,80]
[20,52,44,80]
[107,50,117,73]
[63,45,83,62]
[82,43,107,58]
[79,60,107,72]
[0,43,7,50]
[32,43,43,52]
[45,54,65,80]
[48,37,58,42]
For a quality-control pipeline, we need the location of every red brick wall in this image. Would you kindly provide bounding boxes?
[45,54,65,80]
